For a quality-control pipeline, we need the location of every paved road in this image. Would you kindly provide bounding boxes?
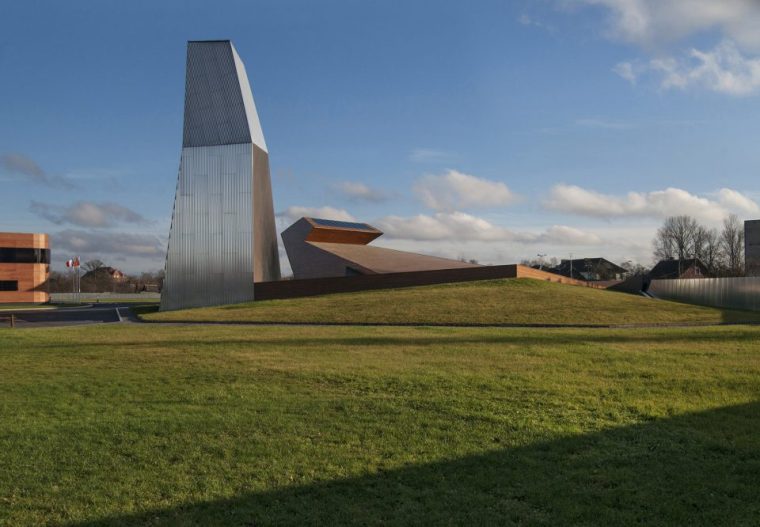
[0,304,143,328]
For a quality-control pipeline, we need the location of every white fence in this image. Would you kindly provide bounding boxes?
[648,277,760,312]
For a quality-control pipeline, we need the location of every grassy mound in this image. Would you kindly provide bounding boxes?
[1,323,759,525]
[143,278,760,326]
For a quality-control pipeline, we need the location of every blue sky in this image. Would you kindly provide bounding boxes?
[2,0,760,274]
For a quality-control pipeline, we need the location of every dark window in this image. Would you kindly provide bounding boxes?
[0,248,51,264]
[0,280,18,291]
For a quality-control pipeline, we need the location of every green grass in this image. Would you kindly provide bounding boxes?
[0,304,54,311]
[1,323,759,525]
[143,278,760,326]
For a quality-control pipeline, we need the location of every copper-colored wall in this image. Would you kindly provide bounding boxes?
[514,265,604,287]
[0,233,50,303]
[305,227,382,245]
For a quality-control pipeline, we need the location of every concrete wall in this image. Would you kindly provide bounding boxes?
[649,277,760,311]
[281,218,369,280]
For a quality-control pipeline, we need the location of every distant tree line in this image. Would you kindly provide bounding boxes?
[653,214,745,276]
[520,256,559,269]
[47,260,164,294]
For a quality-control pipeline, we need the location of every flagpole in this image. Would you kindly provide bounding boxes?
[76,256,80,304]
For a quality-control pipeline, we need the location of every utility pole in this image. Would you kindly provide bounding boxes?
[570,253,573,280]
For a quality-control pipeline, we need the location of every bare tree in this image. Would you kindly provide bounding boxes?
[701,227,723,275]
[653,215,699,261]
[720,214,744,276]
[692,225,709,262]
[83,259,105,273]
[621,261,649,277]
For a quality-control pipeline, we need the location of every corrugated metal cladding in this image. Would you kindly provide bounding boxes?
[183,41,251,148]
[746,220,760,277]
[649,277,760,312]
[162,144,255,310]
[162,41,281,311]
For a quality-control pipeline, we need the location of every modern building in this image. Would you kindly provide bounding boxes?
[649,258,709,280]
[746,220,760,277]
[550,257,627,281]
[161,41,280,311]
[282,217,480,280]
[0,232,50,303]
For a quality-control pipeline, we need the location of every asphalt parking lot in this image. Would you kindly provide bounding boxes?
[0,304,142,328]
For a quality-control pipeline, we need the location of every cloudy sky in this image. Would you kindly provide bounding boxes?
[2,0,760,274]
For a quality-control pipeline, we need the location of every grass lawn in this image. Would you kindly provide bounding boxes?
[1,323,759,525]
[142,278,760,326]
[0,304,55,311]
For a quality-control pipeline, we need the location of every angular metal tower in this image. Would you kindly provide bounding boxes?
[161,40,281,311]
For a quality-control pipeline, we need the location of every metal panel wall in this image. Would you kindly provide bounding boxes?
[182,41,251,148]
[649,277,760,311]
[161,40,281,311]
[162,144,255,310]
[746,220,760,277]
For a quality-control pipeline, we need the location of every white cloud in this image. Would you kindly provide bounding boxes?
[30,201,150,228]
[413,170,519,211]
[375,223,652,268]
[569,1,760,94]
[577,0,760,51]
[518,13,555,32]
[537,225,602,245]
[276,206,355,229]
[716,187,760,214]
[544,184,759,222]
[656,41,760,95]
[54,230,165,257]
[616,41,760,95]
[613,61,637,82]
[376,211,600,245]
[377,211,515,242]
[334,181,389,203]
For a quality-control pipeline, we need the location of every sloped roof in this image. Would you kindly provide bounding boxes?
[649,258,707,279]
[550,257,626,280]
[303,217,383,245]
[308,242,480,274]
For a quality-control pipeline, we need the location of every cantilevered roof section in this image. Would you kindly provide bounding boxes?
[182,40,268,151]
[303,217,383,245]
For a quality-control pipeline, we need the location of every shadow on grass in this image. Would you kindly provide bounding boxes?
[30,324,760,352]
[68,402,760,526]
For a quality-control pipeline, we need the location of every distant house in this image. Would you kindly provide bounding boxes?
[649,258,709,280]
[82,266,125,281]
[80,266,126,293]
[549,258,627,281]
